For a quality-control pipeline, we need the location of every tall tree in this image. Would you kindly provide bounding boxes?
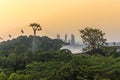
[29,23,41,36]
[80,27,107,55]
[29,23,42,53]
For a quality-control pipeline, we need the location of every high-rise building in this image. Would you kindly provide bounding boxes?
[68,39,71,44]
[70,34,75,45]
[64,34,68,43]
[56,34,60,39]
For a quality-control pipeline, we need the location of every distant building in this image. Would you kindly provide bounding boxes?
[68,39,71,44]
[70,34,75,45]
[56,34,60,39]
[60,44,85,54]
[64,34,68,43]
[107,42,120,52]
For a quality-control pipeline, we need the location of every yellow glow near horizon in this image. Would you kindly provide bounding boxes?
[0,0,120,42]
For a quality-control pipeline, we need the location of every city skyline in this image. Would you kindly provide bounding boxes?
[0,0,120,42]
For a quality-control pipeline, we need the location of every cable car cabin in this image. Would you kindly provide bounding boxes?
[9,35,12,38]
[21,30,24,33]
[0,37,3,40]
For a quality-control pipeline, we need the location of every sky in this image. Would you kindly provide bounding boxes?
[0,0,120,42]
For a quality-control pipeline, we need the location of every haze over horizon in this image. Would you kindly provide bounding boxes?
[0,0,120,42]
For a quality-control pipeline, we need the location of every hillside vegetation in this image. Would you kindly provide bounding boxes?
[0,36,120,80]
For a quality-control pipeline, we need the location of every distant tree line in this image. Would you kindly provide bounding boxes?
[0,28,119,80]
[0,36,64,52]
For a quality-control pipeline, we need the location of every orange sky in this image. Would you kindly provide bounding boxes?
[0,0,120,42]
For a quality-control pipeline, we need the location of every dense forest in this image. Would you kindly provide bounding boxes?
[0,36,64,52]
[0,36,120,80]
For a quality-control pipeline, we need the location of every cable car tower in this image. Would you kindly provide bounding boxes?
[29,23,42,53]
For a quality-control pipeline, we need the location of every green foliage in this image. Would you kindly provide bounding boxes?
[14,45,28,54]
[0,36,64,52]
[32,51,54,62]
[32,50,72,62]
[0,36,120,80]
[0,50,120,80]
[0,72,7,80]
[112,52,120,58]
[54,50,72,62]
[8,73,18,80]
[53,54,120,80]
[8,73,29,80]
[25,61,65,80]
[80,27,107,55]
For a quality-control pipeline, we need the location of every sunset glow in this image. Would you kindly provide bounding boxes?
[0,0,120,42]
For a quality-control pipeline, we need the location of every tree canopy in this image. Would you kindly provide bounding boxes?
[0,34,119,80]
[0,36,64,52]
[80,27,107,55]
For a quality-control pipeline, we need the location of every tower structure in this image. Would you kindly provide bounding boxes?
[70,34,75,45]
[57,34,60,39]
[29,23,42,53]
[64,34,68,43]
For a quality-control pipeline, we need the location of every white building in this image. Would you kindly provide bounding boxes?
[60,44,85,54]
